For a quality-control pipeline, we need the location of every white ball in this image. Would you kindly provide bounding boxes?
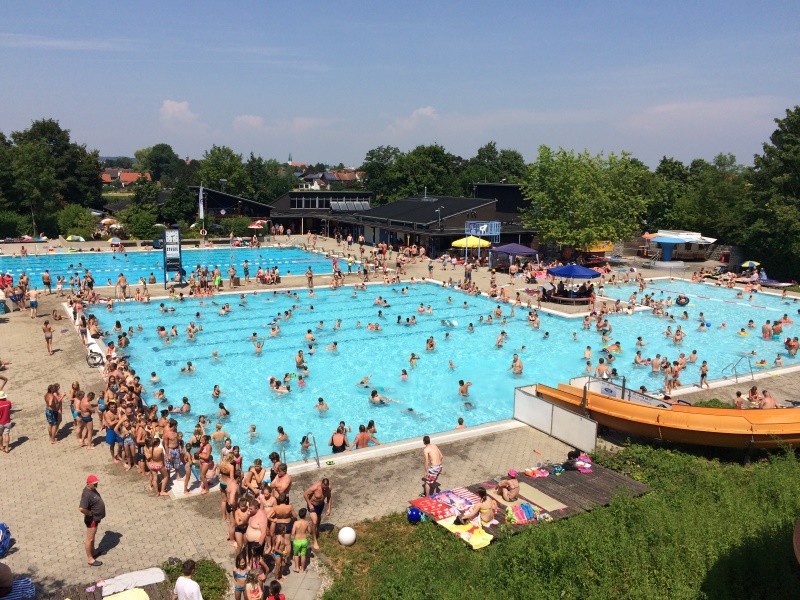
[338,526,357,546]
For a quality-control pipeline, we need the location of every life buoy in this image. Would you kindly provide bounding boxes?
[200,228,207,237]
[675,296,690,306]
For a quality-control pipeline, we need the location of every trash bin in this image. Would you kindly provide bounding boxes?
[720,251,730,264]
[233,276,241,286]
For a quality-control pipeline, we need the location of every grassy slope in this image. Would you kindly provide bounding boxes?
[320,444,800,600]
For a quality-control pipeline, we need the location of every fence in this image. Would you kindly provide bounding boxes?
[514,385,597,452]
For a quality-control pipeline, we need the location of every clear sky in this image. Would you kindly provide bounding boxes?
[1,1,798,168]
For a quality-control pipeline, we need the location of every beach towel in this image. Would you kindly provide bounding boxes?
[451,487,481,504]
[101,568,165,596]
[486,490,527,508]
[410,497,457,521]
[517,483,568,512]
[436,516,493,550]
[431,490,474,512]
[105,590,150,600]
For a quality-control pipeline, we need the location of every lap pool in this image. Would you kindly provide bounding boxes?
[0,246,334,285]
[92,279,798,463]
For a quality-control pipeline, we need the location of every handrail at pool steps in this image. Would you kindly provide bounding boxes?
[721,354,754,383]
[307,431,320,468]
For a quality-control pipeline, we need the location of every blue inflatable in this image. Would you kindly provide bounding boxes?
[407,507,422,524]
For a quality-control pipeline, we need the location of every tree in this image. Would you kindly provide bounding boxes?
[11,119,102,208]
[160,181,197,224]
[245,154,295,203]
[521,145,648,248]
[360,145,401,204]
[746,106,800,279]
[10,140,58,236]
[134,143,181,184]
[393,144,461,201]
[57,204,97,238]
[132,178,160,207]
[197,145,251,197]
[103,157,134,169]
[118,204,158,240]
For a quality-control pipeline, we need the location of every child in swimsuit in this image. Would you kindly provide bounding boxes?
[244,573,263,600]
[233,554,248,600]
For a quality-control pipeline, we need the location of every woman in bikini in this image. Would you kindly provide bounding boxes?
[42,320,54,355]
[460,487,497,526]
[496,470,520,502]
[146,437,169,496]
[197,434,213,494]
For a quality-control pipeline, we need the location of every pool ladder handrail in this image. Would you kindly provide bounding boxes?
[721,354,754,383]
[307,431,321,468]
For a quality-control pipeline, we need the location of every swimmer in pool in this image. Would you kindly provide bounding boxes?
[356,376,373,388]
[315,397,329,412]
[458,380,472,396]
[449,360,457,370]
[369,390,400,405]
[212,350,220,362]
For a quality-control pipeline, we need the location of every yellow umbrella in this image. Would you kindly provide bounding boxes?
[451,236,491,249]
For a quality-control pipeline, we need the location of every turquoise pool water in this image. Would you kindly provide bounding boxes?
[0,246,335,285]
[93,279,798,462]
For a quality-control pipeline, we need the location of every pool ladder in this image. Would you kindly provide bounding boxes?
[307,432,321,468]
[721,355,754,383]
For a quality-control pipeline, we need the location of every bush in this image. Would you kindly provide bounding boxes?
[57,204,97,239]
[0,211,30,238]
[693,398,736,409]
[161,559,228,600]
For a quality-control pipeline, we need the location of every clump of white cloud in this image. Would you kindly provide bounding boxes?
[160,100,205,130]
[233,115,266,132]
[383,106,439,135]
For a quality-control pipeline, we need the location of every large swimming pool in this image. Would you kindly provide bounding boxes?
[92,279,798,462]
[0,246,335,285]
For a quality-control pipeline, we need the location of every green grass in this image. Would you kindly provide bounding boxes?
[693,398,736,409]
[320,444,800,600]
[161,559,228,600]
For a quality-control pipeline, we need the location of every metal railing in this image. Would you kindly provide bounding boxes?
[720,354,754,383]
[280,445,287,465]
[647,250,661,268]
[306,431,321,468]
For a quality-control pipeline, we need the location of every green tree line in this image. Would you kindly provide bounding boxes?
[2,107,799,277]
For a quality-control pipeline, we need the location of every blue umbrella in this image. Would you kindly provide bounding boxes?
[650,237,687,244]
[547,264,601,279]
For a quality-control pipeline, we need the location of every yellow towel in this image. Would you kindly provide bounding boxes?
[105,589,150,600]
[436,516,493,549]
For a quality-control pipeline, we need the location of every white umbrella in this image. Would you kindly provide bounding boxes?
[153,223,168,229]
[247,223,263,229]
[100,218,118,225]
[189,223,199,229]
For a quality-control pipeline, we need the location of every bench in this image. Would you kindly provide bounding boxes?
[551,296,592,305]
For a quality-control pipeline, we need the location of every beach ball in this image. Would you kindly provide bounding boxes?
[338,526,357,546]
[407,507,422,524]
[706,322,711,327]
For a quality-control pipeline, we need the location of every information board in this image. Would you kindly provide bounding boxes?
[162,229,182,287]
[464,221,500,242]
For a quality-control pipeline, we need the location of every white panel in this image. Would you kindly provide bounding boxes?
[514,388,553,434]
[551,407,597,452]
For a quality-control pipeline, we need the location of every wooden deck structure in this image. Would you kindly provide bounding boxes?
[418,464,650,541]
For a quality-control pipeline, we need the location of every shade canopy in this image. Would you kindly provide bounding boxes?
[651,237,687,244]
[66,235,85,242]
[108,237,121,244]
[247,223,263,229]
[100,218,117,225]
[490,243,538,256]
[741,260,760,268]
[547,264,601,279]
[452,235,491,248]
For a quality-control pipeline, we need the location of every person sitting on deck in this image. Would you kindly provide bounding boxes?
[496,470,520,502]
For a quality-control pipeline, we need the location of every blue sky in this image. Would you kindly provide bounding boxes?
[1,1,797,168]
